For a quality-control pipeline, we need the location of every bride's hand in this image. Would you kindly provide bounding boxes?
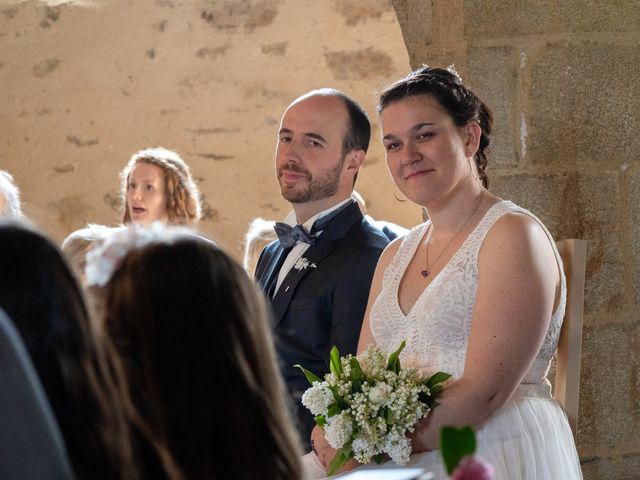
[311,426,359,473]
[408,415,439,453]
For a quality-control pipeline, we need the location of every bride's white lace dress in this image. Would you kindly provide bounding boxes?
[303,201,582,479]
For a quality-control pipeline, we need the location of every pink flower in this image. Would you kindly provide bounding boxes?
[451,456,495,480]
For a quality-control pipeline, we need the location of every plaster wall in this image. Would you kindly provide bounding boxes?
[0,0,417,256]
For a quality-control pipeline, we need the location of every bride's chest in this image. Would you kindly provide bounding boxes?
[394,253,479,335]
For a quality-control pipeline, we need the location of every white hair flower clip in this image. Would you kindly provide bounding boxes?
[446,64,462,82]
[85,222,200,287]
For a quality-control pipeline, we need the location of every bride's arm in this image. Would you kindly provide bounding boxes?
[411,212,561,452]
[311,237,403,470]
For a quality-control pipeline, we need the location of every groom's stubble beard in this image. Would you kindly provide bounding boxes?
[278,154,346,204]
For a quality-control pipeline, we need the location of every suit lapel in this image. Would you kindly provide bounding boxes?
[271,201,362,326]
[258,244,290,296]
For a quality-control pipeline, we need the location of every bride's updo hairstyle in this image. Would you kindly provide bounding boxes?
[100,228,302,480]
[377,65,493,188]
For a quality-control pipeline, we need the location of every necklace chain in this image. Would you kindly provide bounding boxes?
[421,190,486,278]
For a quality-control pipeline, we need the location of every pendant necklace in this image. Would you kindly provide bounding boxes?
[421,190,486,278]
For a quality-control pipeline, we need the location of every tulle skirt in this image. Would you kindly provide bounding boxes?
[302,393,582,479]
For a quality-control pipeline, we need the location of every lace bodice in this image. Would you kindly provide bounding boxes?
[369,201,566,387]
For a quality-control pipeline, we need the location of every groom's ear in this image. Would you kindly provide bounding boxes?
[345,150,365,171]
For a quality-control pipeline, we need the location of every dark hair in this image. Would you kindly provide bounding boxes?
[377,65,493,188]
[306,88,372,154]
[103,235,302,480]
[339,92,371,155]
[0,221,139,480]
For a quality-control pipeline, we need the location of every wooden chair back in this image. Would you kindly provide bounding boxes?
[554,239,587,441]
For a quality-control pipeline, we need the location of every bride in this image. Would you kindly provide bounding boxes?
[306,66,582,479]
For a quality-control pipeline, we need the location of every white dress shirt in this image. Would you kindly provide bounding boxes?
[273,198,352,296]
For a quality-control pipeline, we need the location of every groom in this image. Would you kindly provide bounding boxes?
[255,89,389,449]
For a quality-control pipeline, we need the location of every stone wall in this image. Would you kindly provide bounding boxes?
[0,0,417,257]
[391,0,640,477]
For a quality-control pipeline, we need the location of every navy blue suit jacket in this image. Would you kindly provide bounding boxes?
[255,200,389,449]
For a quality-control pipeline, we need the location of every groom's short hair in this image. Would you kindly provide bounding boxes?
[298,88,371,155]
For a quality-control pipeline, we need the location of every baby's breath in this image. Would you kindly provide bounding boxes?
[299,342,449,473]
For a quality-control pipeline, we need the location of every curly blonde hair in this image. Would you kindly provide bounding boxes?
[120,148,202,225]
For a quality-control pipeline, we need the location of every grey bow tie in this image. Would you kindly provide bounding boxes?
[273,223,316,249]
[272,200,353,249]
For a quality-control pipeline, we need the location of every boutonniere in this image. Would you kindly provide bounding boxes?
[293,256,317,271]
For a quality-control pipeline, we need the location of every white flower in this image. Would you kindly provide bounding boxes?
[384,432,412,465]
[351,437,378,464]
[446,64,462,82]
[369,382,393,405]
[301,382,333,416]
[85,222,203,287]
[324,412,353,449]
[293,256,317,271]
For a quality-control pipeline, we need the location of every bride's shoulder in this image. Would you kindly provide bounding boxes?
[377,221,427,267]
[481,206,555,265]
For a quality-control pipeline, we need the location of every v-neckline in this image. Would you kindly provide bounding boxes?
[395,201,505,317]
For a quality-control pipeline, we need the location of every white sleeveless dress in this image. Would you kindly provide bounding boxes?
[302,201,582,479]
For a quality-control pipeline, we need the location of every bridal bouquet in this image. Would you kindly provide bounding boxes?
[297,341,450,475]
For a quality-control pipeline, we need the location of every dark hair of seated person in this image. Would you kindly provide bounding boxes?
[0,220,179,480]
[102,234,303,480]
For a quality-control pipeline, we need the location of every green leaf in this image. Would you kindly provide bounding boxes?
[386,340,406,373]
[440,426,476,475]
[294,364,322,385]
[383,406,394,424]
[352,380,362,394]
[425,371,452,389]
[330,346,342,376]
[327,446,354,476]
[329,386,349,409]
[429,384,444,398]
[327,403,342,417]
[349,357,365,383]
[373,453,385,464]
[315,415,326,427]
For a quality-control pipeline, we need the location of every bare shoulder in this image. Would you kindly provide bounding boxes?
[485,210,552,245]
[377,232,405,265]
[480,210,557,275]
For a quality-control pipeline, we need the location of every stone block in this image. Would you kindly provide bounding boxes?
[409,46,467,75]
[528,42,640,166]
[463,0,562,38]
[463,0,640,38]
[561,1,640,34]
[578,322,640,453]
[631,172,640,306]
[468,46,518,168]
[491,172,625,316]
[581,454,640,480]
[391,0,432,50]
